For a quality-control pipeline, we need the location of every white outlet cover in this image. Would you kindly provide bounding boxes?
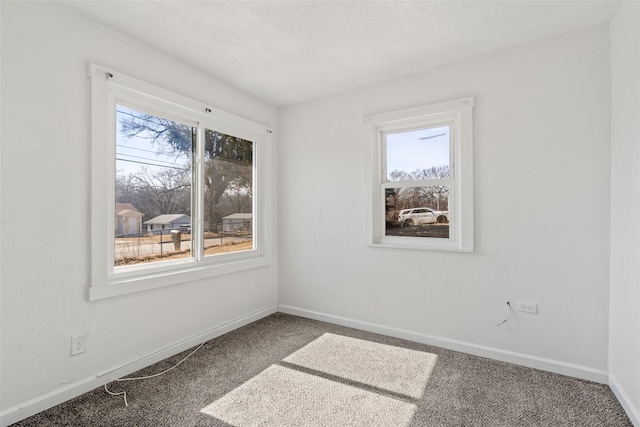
[517,302,538,314]
[71,334,87,355]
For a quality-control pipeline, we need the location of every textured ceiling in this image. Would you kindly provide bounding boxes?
[64,1,620,106]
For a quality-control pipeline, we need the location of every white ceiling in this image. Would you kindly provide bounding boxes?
[64,0,620,106]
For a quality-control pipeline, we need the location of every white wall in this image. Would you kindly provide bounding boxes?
[2,1,633,424]
[610,1,640,423]
[279,25,612,378]
[0,1,278,420]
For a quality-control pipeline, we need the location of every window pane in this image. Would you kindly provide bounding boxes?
[384,186,449,238]
[386,126,450,181]
[115,105,194,266]
[203,129,253,257]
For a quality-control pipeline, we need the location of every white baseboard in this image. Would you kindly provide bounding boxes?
[610,374,640,426]
[278,304,609,384]
[0,306,278,427]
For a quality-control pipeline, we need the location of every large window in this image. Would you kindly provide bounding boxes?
[90,64,271,300]
[364,97,474,251]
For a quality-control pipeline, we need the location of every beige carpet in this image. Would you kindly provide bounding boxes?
[202,333,438,426]
[201,364,416,427]
[283,333,437,399]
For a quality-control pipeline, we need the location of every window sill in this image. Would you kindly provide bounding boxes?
[88,256,271,301]
[366,239,473,252]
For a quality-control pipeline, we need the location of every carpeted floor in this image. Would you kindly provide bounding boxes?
[12,313,632,426]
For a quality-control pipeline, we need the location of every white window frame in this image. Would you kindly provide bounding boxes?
[363,97,474,252]
[89,63,272,300]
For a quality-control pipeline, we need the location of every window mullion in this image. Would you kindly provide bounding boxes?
[195,124,204,261]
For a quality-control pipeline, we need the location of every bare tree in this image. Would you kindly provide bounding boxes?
[388,166,450,211]
[223,177,253,214]
[116,167,191,220]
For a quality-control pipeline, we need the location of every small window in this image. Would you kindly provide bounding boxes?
[364,97,474,251]
[90,63,272,300]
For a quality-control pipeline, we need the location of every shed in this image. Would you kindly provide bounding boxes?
[115,203,144,237]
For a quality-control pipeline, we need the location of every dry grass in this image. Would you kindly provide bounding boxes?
[204,240,253,255]
[115,240,254,266]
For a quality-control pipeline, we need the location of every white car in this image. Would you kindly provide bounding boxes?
[398,207,449,226]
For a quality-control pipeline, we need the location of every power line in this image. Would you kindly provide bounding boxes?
[419,132,447,140]
[117,152,189,168]
[116,157,190,171]
[117,144,172,155]
[116,108,193,132]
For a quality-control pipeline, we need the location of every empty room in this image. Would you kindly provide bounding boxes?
[1,1,638,426]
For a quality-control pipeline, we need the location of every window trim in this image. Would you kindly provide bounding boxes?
[363,97,474,252]
[88,63,272,301]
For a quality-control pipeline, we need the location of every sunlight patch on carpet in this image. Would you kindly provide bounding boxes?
[284,333,437,399]
[201,364,416,427]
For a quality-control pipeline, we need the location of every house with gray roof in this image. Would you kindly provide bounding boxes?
[144,214,191,235]
[222,213,252,232]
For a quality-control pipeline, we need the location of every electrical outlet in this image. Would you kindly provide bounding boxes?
[71,334,87,355]
[517,301,538,314]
